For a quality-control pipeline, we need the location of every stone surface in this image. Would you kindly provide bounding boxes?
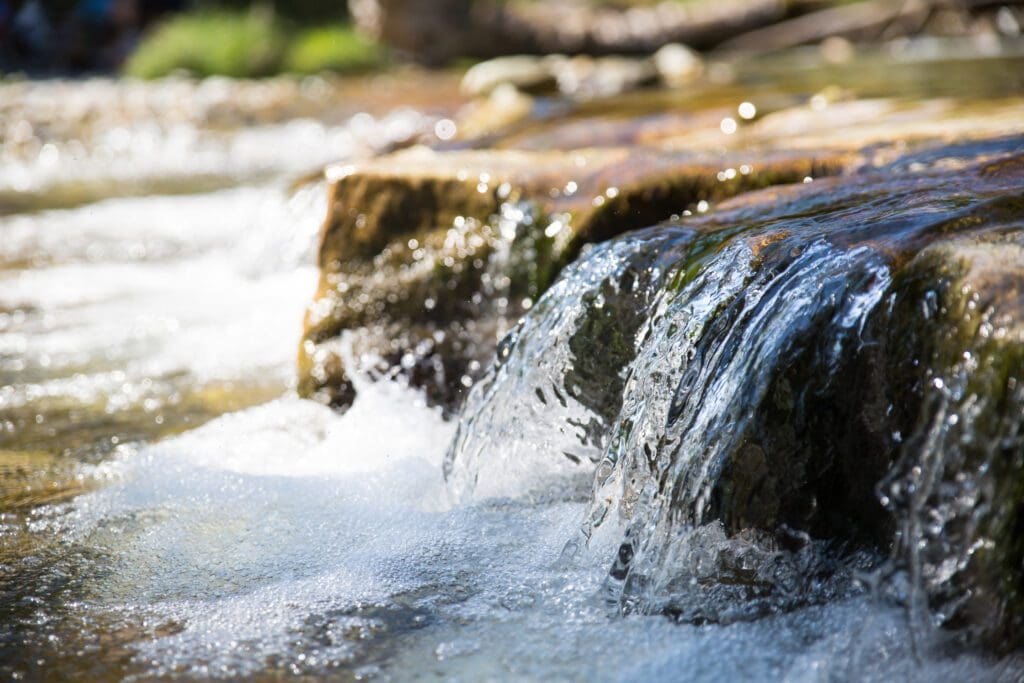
[298,144,850,409]
[879,230,1024,652]
[462,53,663,100]
[293,52,1024,647]
[435,141,1024,644]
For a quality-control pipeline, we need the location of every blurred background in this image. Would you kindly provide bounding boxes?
[2,0,1023,77]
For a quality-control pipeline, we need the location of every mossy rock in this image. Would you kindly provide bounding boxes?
[467,144,1024,643]
[298,145,850,410]
[878,235,1024,651]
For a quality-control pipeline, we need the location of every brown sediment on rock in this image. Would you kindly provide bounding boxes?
[736,98,1024,154]
[473,96,1024,161]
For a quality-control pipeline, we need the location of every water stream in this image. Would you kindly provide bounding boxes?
[3,55,1024,681]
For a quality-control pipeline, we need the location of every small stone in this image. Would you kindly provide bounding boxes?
[461,55,557,97]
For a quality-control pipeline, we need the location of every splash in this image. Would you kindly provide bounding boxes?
[446,139,1024,643]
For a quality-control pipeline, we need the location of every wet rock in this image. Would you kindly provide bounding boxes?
[879,231,1024,651]
[685,152,1024,628]
[455,84,537,140]
[462,54,661,100]
[298,145,849,409]
[461,56,559,97]
[441,140,1024,645]
[674,153,1024,645]
[553,55,660,99]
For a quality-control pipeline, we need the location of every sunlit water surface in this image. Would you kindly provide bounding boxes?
[2,65,1024,681]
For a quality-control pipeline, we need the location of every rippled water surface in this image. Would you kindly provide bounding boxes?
[3,53,1024,681]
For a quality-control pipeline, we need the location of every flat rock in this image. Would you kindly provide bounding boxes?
[299,144,851,408]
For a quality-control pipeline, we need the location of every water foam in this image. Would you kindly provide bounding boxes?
[28,380,1012,681]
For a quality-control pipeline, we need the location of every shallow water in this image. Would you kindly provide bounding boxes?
[6,384,1019,681]
[3,54,1024,681]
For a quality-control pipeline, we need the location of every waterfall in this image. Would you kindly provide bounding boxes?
[445,141,1024,637]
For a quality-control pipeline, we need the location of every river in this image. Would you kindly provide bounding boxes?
[3,52,1024,681]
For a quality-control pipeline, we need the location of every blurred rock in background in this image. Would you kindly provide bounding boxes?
[350,0,1024,65]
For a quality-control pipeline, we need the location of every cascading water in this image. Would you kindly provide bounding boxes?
[447,136,1024,649]
[592,238,890,619]
[5,69,1024,681]
[444,229,692,502]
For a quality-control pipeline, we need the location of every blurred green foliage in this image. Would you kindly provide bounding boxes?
[284,25,385,74]
[124,8,287,78]
[124,6,385,79]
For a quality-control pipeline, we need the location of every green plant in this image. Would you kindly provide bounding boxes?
[284,25,385,74]
[124,8,287,79]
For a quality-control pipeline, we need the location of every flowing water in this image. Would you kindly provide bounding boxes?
[3,53,1024,681]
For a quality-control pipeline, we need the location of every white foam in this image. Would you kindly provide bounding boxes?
[33,380,1008,681]
[0,184,323,421]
